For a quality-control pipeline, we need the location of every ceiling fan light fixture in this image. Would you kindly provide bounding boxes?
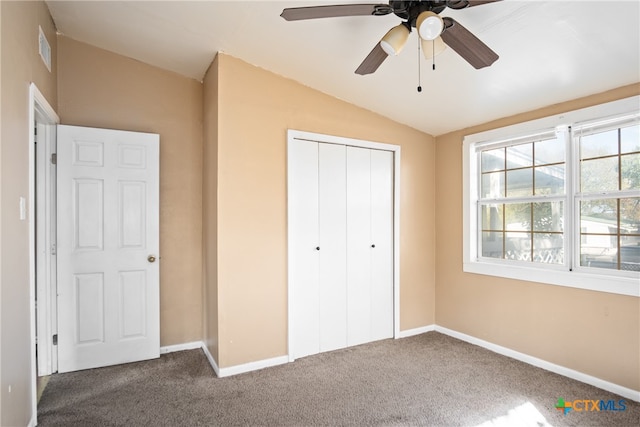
[380,24,410,56]
[416,11,444,41]
[421,36,447,59]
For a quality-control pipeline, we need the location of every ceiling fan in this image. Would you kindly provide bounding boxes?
[280,1,501,75]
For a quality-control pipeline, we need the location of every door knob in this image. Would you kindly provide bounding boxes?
[147,255,157,263]
[315,247,320,251]
[371,244,376,248]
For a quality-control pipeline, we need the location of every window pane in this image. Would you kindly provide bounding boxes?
[580,129,618,159]
[621,124,639,154]
[482,232,503,258]
[533,202,563,232]
[481,172,505,198]
[481,204,503,230]
[535,137,564,165]
[533,234,564,264]
[620,197,640,234]
[620,235,640,271]
[580,233,618,270]
[535,165,565,195]
[580,157,618,193]
[506,168,533,197]
[506,143,532,169]
[621,153,639,190]
[481,148,505,172]
[581,199,618,234]
[505,203,531,231]
[505,232,530,261]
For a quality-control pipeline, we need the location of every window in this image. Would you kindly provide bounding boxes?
[478,131,566,265]
[576,123,639,272]
[463,96,639,297]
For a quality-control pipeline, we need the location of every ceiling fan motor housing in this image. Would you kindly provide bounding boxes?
[389,1,458,25]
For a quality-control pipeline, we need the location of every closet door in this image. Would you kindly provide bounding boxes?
[288,137,395,360]
[346,147,373,346]
[370,149,394,341]
[346,147,394,346]
[318,144,347,352]
[288,140,320,359]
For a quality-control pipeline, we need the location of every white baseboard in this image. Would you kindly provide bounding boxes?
[164,341,287,379]
[397,324,436,338]
[160,341,203,355]
[200,343,221,377]
[435,325,640,403]
[217,355,289,378]
[28,414,37,427]
[198,343,287,378]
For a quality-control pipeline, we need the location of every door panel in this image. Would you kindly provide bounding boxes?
[74,179,104,250]
[346,147,373,347]
[120,270,147,338]
[74,273,104,343]
[370,150,394,341]
[318,143,347,353]
[57,124,159,373]
[119,181,146,248]
[288,139,320,359]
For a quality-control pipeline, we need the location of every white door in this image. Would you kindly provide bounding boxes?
[288,139,320,359]
[369,149,394,341]
[345,147,394,346]
[56,124,160,373]
[318,143,347,353]
[346,146,373,346]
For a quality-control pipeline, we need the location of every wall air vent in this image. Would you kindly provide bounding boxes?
[39,26,51,72]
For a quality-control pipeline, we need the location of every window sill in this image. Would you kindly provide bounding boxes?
[463,261,639,297]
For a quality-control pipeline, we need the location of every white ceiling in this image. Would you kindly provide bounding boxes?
[46,0,640,136]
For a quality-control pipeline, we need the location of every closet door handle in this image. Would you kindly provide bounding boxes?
[371,244,376,248]
[316,246,320,251]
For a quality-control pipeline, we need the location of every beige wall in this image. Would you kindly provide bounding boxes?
[435,83,640,391]
[207,54,435,368]
[57,36,204,346]
[203,55,219,363]
[0,1,57,425]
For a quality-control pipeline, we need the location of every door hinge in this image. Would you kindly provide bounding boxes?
[51,243,57,255]
[51,153,57,165]
[52,334,58,345]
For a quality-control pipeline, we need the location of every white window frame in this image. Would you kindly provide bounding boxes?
[463,96,640,297]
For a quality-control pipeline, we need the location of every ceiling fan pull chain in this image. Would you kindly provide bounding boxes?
[432,39,436,71]
[417,37,422,93]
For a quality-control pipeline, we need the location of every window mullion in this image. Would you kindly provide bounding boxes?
[566,127,576,272]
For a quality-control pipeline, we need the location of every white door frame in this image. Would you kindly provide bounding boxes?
[286,129,401,362]
[29,83,59,422]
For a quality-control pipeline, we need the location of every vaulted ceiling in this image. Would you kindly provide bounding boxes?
[46,1,640,136]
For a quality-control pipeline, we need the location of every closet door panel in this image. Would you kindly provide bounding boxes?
[288,140,320,359]
[346,147,372,346]
[370,150,394,340]
[318,143,348,352]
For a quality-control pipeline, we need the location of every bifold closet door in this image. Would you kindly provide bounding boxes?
[288,141,348,359]
[369,149,394,341]
[346,147,373,346]
[288,139,320,359]
[289,139,393,360]
[318,144,348,353]
[346,147,394,346]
